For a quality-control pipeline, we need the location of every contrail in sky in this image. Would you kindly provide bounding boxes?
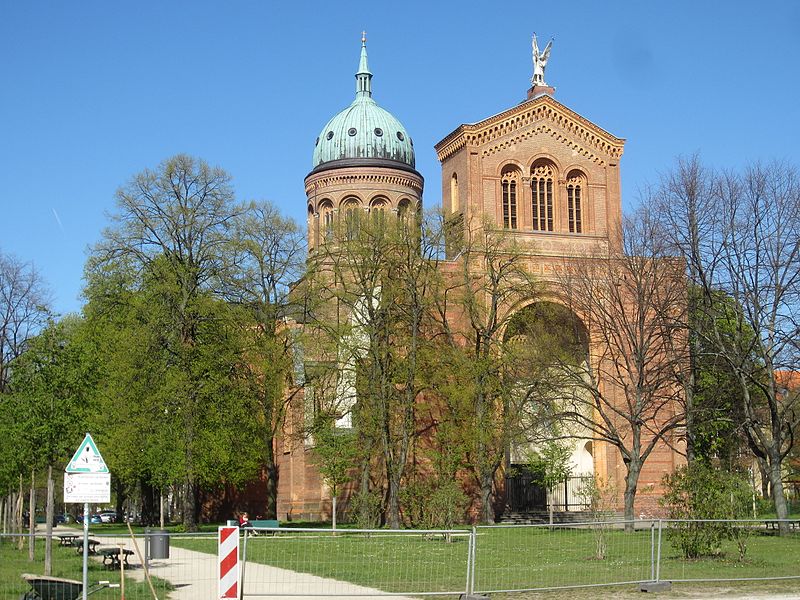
[52,208,65,234]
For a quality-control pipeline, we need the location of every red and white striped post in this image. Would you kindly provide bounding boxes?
[218,526,240,599]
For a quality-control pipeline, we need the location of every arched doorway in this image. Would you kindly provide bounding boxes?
[502,301,594,513]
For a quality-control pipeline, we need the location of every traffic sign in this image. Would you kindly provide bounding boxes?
[66,433,109,474]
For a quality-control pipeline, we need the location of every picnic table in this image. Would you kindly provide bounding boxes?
[764,519,800,531]
[57,533,79,547]
[71,537,100,555]
[98,547,134,570]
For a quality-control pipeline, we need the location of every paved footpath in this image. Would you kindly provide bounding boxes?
[97,535,414,600]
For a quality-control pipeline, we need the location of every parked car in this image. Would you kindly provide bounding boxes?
[90,514,102,524]
[99,511,117,523]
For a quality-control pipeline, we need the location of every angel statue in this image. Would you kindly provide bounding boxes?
[531,33,554,86]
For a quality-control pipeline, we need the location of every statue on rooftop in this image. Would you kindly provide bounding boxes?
[531,33,554,87]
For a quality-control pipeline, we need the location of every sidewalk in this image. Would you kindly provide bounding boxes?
[98,534,414,600]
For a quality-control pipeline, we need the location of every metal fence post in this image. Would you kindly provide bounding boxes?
[240,530,248,599]
[655,519,663,583]
[467,526,476,595]
[650,522,655,582]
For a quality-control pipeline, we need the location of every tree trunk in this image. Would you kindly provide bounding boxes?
[386,474,401,529]
[756,456,770,499]
[16,476,24,549]
[768,455,790,535]
[264,442,278,520]
[623,461,641,533]
[45,465,54,575]
[183,478,198,531]
[358,462,372,527]
[140,479,158,526]
[479,470,495,524]
[28,471,35,561]
[114,478,126,523]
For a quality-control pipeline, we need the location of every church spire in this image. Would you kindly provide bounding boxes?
[355,31,372,98]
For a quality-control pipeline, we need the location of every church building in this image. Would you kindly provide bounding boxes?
[277,36,684,522]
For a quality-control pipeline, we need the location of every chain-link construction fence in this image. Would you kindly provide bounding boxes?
[3,520,799,599]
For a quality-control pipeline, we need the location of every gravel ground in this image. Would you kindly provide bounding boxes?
[489,579,800,599]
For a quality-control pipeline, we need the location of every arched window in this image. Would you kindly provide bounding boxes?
[566,170,585,234]
[450,173,459,213]
[531,162,555,232]
[319,200,334,239]
[370,198,388,231]
[501,166,520,229]
[397,198,411,222]
[342,198,361,240]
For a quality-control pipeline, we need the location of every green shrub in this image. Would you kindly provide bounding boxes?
[400,480,468,530]
[660,463,752,559]
[348,490,383,529]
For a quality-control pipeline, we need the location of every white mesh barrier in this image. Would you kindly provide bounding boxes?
[3,520,798,598]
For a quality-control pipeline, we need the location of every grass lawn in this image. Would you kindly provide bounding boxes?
[0,534,174,599]
[170,525,800,596]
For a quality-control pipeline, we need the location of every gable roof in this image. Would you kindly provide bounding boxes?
[435,94,625,166]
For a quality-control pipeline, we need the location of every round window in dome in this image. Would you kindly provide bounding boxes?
[326,131,334,140]
[348,127,357,136]
[374,128,383,137]
[396,131,405,141]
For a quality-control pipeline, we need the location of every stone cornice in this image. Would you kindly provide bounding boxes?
[434,94,625,164]
[305,165,424,196]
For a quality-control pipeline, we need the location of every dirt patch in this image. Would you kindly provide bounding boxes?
[490,579,800,599]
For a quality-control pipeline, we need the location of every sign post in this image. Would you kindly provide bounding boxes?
[64,433,110,600]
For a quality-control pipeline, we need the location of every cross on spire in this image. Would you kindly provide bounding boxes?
[362,30,367,44]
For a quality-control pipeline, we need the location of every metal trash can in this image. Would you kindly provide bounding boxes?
[145,528,170,559]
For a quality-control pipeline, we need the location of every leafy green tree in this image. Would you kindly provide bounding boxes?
[304,208,440,528]
[84,258,263,528]
[87,155,264,529]
[309,413,358,528]
[9,315,94,573]
[220,200,305,519]
[429,220,543,523]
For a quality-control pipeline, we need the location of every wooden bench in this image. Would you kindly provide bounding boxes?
[241,519,279,536]
[250,519,279,529]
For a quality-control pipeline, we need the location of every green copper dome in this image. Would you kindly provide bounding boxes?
[311,38,416,172]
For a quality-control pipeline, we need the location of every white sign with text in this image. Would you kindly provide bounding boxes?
[64,472,111,503]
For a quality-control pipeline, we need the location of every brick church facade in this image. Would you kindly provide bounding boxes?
[275,37,684,522]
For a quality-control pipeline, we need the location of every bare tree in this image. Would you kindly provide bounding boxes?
[556,207,686,530]
[655,159,800,534]
[0,251,51,393]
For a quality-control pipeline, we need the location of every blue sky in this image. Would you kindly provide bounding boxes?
[2,1,799,315]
